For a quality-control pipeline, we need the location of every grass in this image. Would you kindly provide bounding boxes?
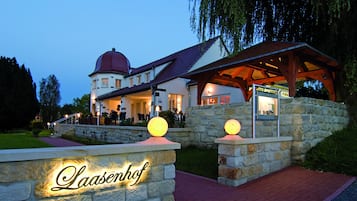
[175,146,218,179]
[303,127,357,176]
[0,130,52,149]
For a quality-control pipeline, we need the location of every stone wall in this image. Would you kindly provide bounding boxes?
[0,139,180,201]
[55,97,349,162]
[185,97,349,162]
[215,136,292,187]
[56,124,193,147]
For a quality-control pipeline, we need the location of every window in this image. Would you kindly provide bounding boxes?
[137,75,141,84]
[115,79,121,89]
[220,95,230,104]
[201,94,230,105]
[129,78,134,87]
[101,78,108,88]
[146,72,150,82]
[92,80,96,89]
[168,94,183,113]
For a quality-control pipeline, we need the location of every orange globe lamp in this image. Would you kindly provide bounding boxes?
[147,116,168,137]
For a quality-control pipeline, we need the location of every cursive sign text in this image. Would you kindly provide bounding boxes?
[50,161,150,191]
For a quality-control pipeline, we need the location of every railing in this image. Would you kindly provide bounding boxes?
[52,113,81,125]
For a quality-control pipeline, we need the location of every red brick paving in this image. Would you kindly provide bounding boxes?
[175,166,355,201]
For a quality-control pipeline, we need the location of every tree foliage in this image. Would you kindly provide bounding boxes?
[39,74,61,123]
[0,57,39,130]
[190,0,357,125]
[59,94,90,117]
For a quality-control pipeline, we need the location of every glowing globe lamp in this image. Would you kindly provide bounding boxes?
[224,119,241,135]
[147,116,168,137]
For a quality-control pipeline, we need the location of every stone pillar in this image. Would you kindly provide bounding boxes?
[215,136,292,187]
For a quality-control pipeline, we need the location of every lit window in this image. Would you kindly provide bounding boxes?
[220,95,230,104]
[101,78,108,88]
[201,95,230,105]
[115,79,121,89]
[168,94,183,113]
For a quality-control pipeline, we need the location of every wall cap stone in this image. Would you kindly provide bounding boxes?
[0,137,181,162]
[215,136,293,145]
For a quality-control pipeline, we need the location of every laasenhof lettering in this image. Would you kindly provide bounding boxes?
[50,161,149,191]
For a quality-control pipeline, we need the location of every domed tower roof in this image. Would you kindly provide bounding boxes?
[90,48,130,76]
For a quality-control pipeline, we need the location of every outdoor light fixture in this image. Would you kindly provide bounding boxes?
[224,119,241,135]
[155,105,160,116]
[223,119,243,140]
[147,116,168,137]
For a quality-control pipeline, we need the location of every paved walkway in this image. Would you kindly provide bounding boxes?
[40,137,356,201]
[175,169,355,201]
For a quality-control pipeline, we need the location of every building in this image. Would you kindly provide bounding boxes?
[89,37,245,122]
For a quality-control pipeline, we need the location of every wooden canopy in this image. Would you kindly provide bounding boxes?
[183,41,340,104]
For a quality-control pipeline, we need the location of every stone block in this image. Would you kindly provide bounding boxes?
[218,144,241,156]
[0,182,31,201]
[147,166,164,182]
[226,156,243,167]
[274,152,282,160]
[148,151,176,166]
[218,165,242,179]
[243,154,258,166]
[126,184,148,201]
[247,144,257,154]
[93,189,125,201]
[164,165,175,179]
[217,177,247,187]
[218,155,227,165]
[280,141,291,150]
[162,194,175,201]
[148,180,175,198]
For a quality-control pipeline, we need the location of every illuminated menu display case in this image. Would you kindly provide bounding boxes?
[256,91,278,120]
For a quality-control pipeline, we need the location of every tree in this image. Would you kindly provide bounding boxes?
[0,56,39,130]
[39,74,61,124]
[190,0,357,125]
[59,94,90,117]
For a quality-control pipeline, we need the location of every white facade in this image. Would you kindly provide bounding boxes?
[90,37,246,122]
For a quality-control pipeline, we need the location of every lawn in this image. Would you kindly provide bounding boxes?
[175,146,218,179]
[303,127,357,176]
[0,130,52,149]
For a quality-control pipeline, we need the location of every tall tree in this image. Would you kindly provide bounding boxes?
[39,74,61,123]
[0,57,39,130]
[190,0,356,125]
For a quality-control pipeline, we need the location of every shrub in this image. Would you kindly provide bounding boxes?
[31,120,43,137]
[159,110,175,127]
